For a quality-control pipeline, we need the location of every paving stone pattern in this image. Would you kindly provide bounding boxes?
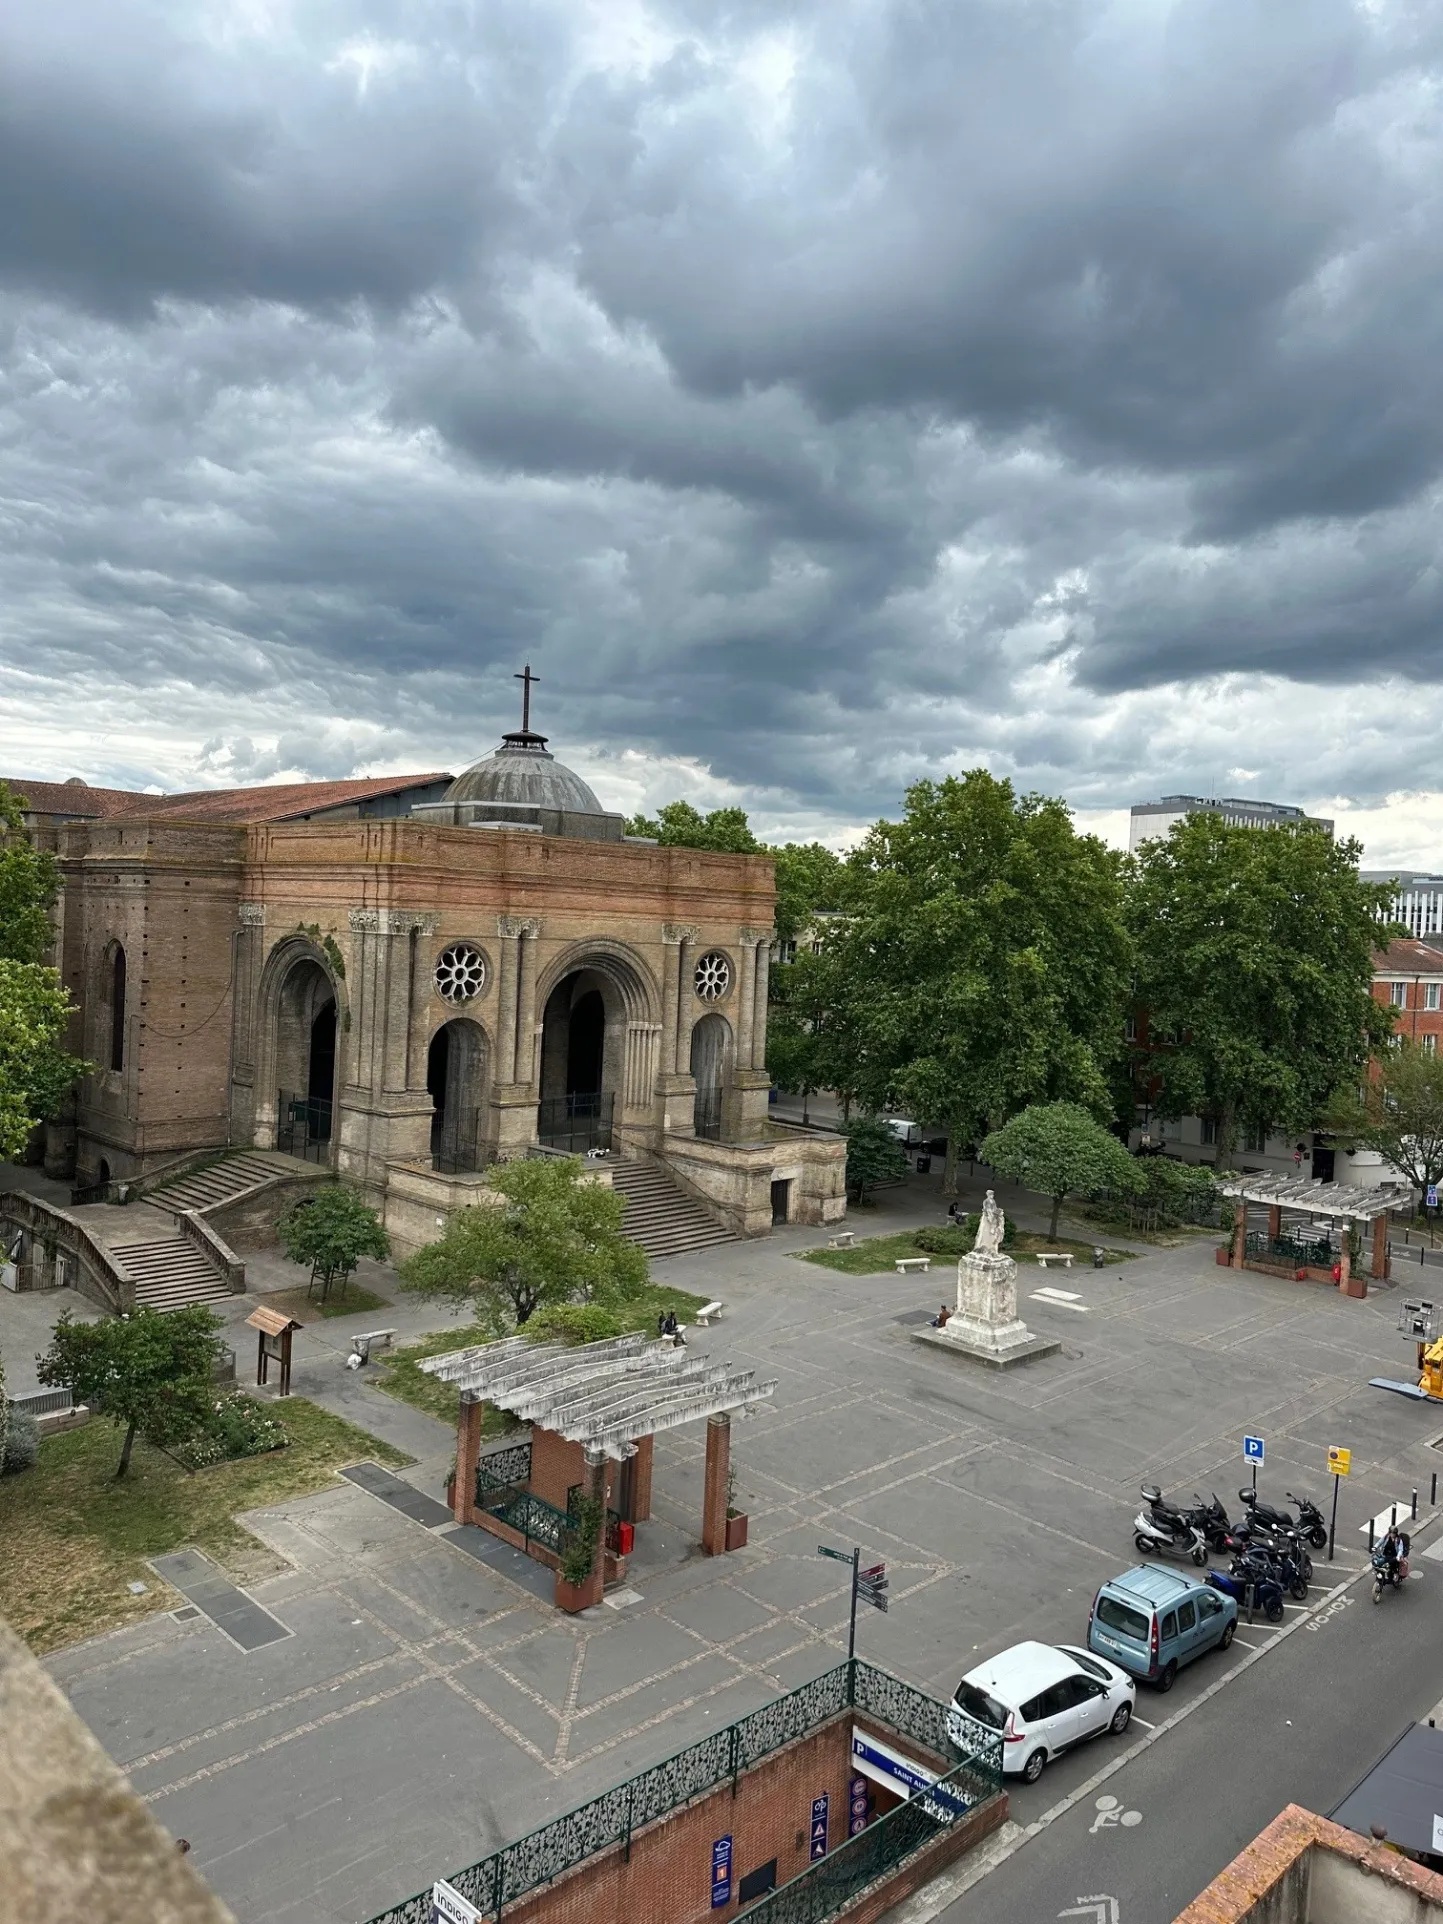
[46,1212,1443,1924]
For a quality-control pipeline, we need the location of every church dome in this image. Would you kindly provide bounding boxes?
[443,730,606,816]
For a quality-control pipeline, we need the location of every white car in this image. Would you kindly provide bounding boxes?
[947,1640,1136,1784]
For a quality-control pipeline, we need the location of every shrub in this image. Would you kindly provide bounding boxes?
[1,1407,39,1475]
[171,1394,290,1472]
[559,1493,604,1586]
[913,1215,1016,1255]
[525,1303,627,1346]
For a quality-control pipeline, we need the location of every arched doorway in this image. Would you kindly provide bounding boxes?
[538,971,619,1151]
[428,1018,489,1172]
[275,957,338,1161]
[690,1013,730,1140]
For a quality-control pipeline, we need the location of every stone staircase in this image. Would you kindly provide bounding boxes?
[145,1151,296,1217]
[109,1236,237,1312]
[610,1159,737,1261]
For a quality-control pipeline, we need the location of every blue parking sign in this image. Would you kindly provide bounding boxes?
[1243,1435,1264,1465]
[1429,1186,1439,1210]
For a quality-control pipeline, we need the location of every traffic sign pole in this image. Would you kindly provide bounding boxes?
[1329,1473,1339,1563]
[847,1547,860,1668]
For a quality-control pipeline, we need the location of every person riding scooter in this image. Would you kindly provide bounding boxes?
[1380,1523,1406,1579]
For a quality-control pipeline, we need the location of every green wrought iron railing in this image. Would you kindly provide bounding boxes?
[485,1489,571,1557]
[475,1441,532,1505]
[363,1659,1002,1924]
[1245,1229,1335,1267]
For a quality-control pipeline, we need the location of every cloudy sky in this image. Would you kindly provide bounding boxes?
[4,0,1443,859]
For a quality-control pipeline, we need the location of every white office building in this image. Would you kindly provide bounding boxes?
[1361,872,1443,940]
[1128,794,1333,852]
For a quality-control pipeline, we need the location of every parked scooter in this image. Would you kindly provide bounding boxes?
[1235,1518,1313,1586]
[1135,1488,1208,1565]
[1233,1534,1310,1600]
[1207,1562,1285,1623]
[1238,1486,1328,1551]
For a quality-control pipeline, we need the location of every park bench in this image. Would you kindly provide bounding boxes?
[828,1231,857,1249]
[1035,1252,1074,1269]
[347,1328,398,1368]
[694,1301,725,1326]
[895,1256,931,1275]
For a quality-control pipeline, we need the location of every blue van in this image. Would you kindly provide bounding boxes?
[1088,1564,1236,1690]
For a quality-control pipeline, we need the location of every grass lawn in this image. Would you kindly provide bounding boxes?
[374,1283,713,1427]
[259,1282,392,1324]
[2,1398,410,1654]
[798,1229,1136,1275]
[1065,1206,1219,1248]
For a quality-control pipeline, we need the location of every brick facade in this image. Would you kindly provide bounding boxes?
[494,1714,1007,1924]
[1374,939,1443,1055]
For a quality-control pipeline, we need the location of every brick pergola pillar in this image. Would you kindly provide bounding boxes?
[1231,1201,1248,1268]
[702,1413,731,1556]
[1267,1205,1282,1242]
[454,1396,485,1525]
[630,1435,654,1522]
[1372,1212,1390,1281]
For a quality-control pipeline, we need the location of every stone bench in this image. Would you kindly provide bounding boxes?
[347,1328,397,1368]
[1035,1252,1074,1269]
[828,1231,857,1249]
[694,1301,724,1326]
[895,1256,931,1275]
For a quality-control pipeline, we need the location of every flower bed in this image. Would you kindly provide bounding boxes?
[171,1394,290,1472]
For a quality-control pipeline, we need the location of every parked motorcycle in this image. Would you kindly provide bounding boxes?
[1233,1514,1314,1583]
[1372,1537,1411,1604]
[1238,1486,1328,1552]
[1134,1494,1208,1566]
[1232,1535,1310,1600]
[1142,1485,1232,1554]
[1207,1563,1285,1623]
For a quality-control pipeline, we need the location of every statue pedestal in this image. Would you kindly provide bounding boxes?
[912,1250,1061,1370]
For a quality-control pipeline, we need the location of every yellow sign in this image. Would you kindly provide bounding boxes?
[1328,1447,1352,1476]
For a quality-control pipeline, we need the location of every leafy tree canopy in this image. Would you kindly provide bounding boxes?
[0,783,86,1158]
[623,798,845,944]
[37,1304,223,1476]
[981,1100,1138,1240]
[826,771,1132,1189]
[842,1114,909,1203]
[399,1155,648,1328]
[1329,1038,1443,1197]
[278,1185,390,1301]
[1129,816,1395,1171]
[624,800,760,853]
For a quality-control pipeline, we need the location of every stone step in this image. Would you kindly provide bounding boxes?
[609,1161,736,1261]
[147,1152,288,1215]
[110,1237,235,1310]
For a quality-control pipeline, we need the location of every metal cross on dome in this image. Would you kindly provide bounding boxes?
[515,663,540,732]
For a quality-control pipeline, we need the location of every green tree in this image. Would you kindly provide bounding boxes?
[828,771,1132,1192]
[1129,817,1395,1172]
[278,1185,390,1303]
[770,841,845,947]
[1329,1039,1443,1198]
[842,1115,909,1204]
[624,800,760,853]
[37,1304,223,1476]
[0,784,86,1157]
[981,1101,1138,1240]
[399,1155,648,1327]
[765,947,850,1123]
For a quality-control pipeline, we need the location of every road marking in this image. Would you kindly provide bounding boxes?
[1305,1594,1355,1633]
[1089,1795,1142,1834]
[1230,1636,1265,1650]
[1058,1900,1119,1924]
[1128,1714,1156,1730]
[1360,1502,1418,1537]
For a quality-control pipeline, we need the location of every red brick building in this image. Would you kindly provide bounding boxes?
[1372,938,1443,1055]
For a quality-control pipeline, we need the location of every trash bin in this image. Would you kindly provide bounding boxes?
[1092,1246,1106,1269]
[916,1154,932,1175]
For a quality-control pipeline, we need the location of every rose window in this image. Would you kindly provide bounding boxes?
[434,943,487,1003]
[693,951,732,1001]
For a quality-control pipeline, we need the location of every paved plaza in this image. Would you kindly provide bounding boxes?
[36,1178,1443,1924]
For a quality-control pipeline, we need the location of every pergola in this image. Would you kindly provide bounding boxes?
[424,1334,776,1609]
[1219,1174,1410,1297]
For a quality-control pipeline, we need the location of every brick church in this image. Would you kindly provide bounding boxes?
[19,687,844,1253]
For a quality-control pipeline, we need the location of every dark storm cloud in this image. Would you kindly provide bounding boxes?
[3,0,1443,822]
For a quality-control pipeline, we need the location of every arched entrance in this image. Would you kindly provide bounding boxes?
[428,1018,489,1172]
[275,957,338,1162]
[538,970,620,1151]
[690,1013,731,1140]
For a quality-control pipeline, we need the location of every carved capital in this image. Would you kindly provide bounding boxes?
[663,923,700,945]
[348,908,380,934]
[237,904,265,928]
[739,926,775,947]
[497,915,542,940]
[349,907,439,935]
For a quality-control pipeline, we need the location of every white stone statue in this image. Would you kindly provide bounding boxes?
[973,1190,1005,1257]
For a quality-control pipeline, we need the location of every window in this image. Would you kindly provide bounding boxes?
[1199,1591,1222,1618]
[1201,1117,1218,1146]
[1392,981,1409,1007]
[1096,1596,1148,1639]
[1070,1650,1112,1681]
[109,945,126,1072]
[1246,1124,1267,1154]
[1124,1015,1137,1043]
[1176,1600,1196,1633]
[1426,1035,1438,1057]
[1428,983,1441,1011]
[952,1683,1007,1730]
[1159,1611,1178,1641]
[1037,1683,1072,1721]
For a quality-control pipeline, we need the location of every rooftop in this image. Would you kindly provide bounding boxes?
[1218,1173,1408,1221]
[3,772,453,825]
[1374,939,1443,974]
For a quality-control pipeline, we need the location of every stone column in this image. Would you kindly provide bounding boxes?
[232,904,266,1146]
[495,924,520,1085]
[751,939,771,1070]
[1231,1201,1248,1268]
[1372,1212,1390,1281]
[515,922,541,1088]
[454,1396,485,1525]
[341,909,439,1182]
[702,1412,731,1556]
[659,926,699,1137]
[661,929,681,1075]
[736,941,757,1069]
[676,935,696,1075]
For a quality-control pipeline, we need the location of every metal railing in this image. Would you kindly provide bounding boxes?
[276,1090,332,1163]
[693,1088,723,1141]
[475,1440,532,1505]
[432,1117,490,1175]
[485,1489,572,1558]
[536,1092,613,1155]
[1245,1229,1335,1268]
[363,1659,1001,1924]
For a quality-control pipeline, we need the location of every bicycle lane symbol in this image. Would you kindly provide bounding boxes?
[1089,1795,1142,1835]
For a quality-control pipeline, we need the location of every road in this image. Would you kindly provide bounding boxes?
[929,1533,1441,1924]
